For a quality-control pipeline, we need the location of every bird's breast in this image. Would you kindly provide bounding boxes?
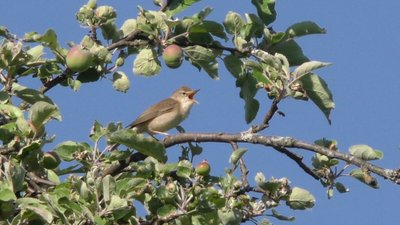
[147,101,194,132]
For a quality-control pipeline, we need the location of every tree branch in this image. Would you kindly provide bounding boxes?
[102,152,146,177]
[163,132,400,184]
[39,30,244,94]
[251,99,280,133]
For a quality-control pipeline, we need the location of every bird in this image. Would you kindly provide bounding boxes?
[106,86,199,151]
[127,86,199,135]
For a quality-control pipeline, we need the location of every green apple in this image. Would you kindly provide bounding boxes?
[66,45,93,72]
[42,151,61,169]
[162,44,183,69]
[195,160,211,176]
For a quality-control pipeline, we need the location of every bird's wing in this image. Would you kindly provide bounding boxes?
[126,98,178,128]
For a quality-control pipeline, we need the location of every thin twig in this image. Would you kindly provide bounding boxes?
[102,152,146,177]
[27,172,57,186]
[272,147,320,180]
[230,142,250,187]
[251,99,280,133]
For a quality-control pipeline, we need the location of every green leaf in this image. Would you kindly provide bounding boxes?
[0,91,8,103]
[116,178,147,196]
[217,208,243,225]
[269,40,309,66]
[29,101,61,129]
[184,45,219,79]
[348,144,383,160]
[77,67,102,83]
[223,54,244,78]
[17,198,53,223]
[243,13,265,38]
[0,187,16,201]
[223,11,245,34]
[314,138,337,150]
[54,141,87,161]
[255,172,267,189]
[311,153,339,169]
[155,162,178,175]
[286,21,326,39]
[266,181,284,195]
[271,209,295,221]
[89,120,107,142]
[17,140,41,158]
[112,71,130,93]
[176,160,192,179]
[349,169,379,189]
[292,61,331,80]
[229,148,248,167]
[299,74,335,123]
[68,79,81,91]
[102,175,116,204]
[109,129,167,162]
[4,161,26,192]
[286,187,315,210]
[0,103,24,119]
[202,20,228,40]
[236,73,260,123]
[188,25,213,44]
[192,6,213,21]
[335,182,349,193]
[37,29,60,51]
[192,211,220,225]
[157,204,176,218]
[100,22,121,42]
[251,0,276,26]
[12,83,54,105]
[47,170,60,184]
[109,196,133,220]
[188,142,202,156]
[164,0,201,17]
[23,205,54,223]
[251,49,281,68]
[133,48,161,76]
[27,45,45,62]
[120,19,137,37]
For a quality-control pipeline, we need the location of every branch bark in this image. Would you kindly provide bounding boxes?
[163,132,400,184]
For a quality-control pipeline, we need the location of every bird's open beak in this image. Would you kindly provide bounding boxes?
[189,89,200,104]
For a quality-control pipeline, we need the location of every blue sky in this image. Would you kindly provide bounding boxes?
[2,1,400,224]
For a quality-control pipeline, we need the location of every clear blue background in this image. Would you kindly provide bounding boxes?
[2,1,400,224]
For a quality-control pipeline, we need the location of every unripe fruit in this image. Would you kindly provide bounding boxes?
[162,44,183,69]
[42,151,61,169]
[195,160,211,176]
[66,45,93,72]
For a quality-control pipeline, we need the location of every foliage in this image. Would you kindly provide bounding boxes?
[0,0,395,224]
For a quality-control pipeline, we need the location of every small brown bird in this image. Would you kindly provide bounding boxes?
[127,86,199,135]
[106,86,199,151]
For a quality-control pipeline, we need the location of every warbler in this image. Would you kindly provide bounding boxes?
[106,86,199,151]
[127,86,199,135]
